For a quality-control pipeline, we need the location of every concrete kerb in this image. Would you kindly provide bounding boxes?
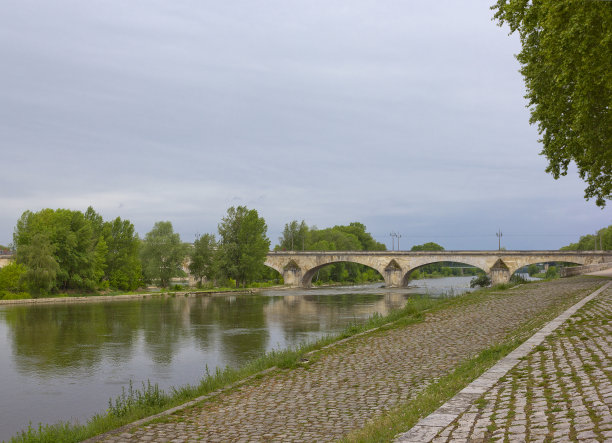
[394,280,612,443]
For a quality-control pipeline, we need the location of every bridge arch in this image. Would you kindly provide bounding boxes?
[301,260,385,287]
[504,255,593,277]
[400,260,488,287]
[510,258,585,279]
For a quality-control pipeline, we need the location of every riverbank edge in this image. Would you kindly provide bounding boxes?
[0,287,284,306]
[0,281,391,306]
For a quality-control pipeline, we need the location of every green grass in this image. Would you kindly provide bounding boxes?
[7,295,444,443]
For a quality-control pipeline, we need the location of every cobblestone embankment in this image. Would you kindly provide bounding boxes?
[96,277,608,442]
[421,284,612,442]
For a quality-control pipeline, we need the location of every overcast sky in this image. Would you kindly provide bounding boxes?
[1,0,609,250]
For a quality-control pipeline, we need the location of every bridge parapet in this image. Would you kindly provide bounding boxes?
[265,251,612,288]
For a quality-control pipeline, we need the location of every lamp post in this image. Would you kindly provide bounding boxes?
[496,229,503,251]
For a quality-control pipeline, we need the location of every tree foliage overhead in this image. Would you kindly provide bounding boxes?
[217,206,270,287]
[492,0,612,207]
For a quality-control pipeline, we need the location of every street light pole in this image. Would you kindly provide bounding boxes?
[496,229,503,251]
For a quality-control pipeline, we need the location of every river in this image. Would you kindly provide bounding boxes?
[0,276,474,440]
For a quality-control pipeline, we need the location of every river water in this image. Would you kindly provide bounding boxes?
[0,277,473,440]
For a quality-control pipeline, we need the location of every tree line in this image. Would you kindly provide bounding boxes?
[560,225,612,251]
[0,206,270,298]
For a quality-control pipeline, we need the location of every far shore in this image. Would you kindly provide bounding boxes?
[0,287,281,306]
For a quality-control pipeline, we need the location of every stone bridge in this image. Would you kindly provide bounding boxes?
[265,251,612,287]
[0,255,13,269]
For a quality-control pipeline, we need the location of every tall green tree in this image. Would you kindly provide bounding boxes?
[217,206,270,287]
[0,262,27,293]
[492,0,612,207]
[17,233,59,296]
[140,221,187,288]
[13,209,99,291]
[277,220,309,251]
[102,217,142,290]
[189,233,217,285]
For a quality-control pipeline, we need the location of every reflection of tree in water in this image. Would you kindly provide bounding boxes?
[140,297,196,365]
[210,296,270,367]
[2,291,409,379]
[3,302,141,376]
[264,293,408,344]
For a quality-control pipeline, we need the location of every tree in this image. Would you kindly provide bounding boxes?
[140,221,188,288]
[13,209,98,291]
[0,262,27,293]
[189,233,217,285]
[527,264,539,277]
[217,206,270,287]
[410,242,444,252]
[102,217,143,290]
[277,220,309,251]
[17,233,59,296]
[560,224,612,251]
[492,1,612,207]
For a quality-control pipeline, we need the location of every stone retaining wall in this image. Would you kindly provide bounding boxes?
[561,261,612,277]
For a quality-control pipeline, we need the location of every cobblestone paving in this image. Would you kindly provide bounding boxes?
[99,278,605,442]
[434,285,612,442]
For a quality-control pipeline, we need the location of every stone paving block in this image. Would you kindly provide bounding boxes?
[422,283,612,443]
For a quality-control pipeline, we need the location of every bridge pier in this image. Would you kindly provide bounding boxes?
[489,259,511,285]
[281,260,303,287]
[384,259,404,287]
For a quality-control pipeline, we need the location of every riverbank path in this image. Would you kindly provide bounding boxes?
[96,276,609,442]
[397,279,612,442]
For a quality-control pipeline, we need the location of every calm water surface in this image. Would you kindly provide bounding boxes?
[0,277,473,440]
